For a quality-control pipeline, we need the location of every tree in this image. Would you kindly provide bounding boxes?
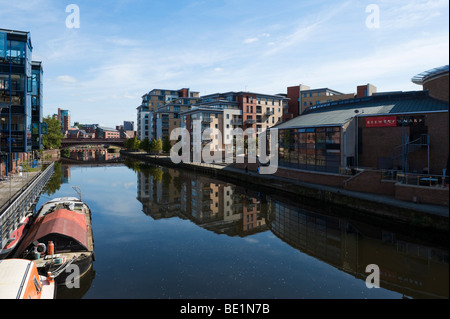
[162,136,172,153]
[149,139,157,153]
[42,116,64,150]
[141,137,150,153]
[155,137,163,155]
[131,137,141,151]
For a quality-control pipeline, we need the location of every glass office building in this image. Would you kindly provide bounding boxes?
[0,29,43,177]
[0,29,34,154]
[31,61,43,151]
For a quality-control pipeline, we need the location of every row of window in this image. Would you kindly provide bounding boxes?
[278,128,342,173]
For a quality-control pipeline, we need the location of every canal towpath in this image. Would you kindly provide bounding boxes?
[0,170,41,215]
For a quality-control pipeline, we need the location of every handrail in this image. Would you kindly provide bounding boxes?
[0,162,55,249]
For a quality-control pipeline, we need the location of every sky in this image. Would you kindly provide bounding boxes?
[0,0,448,128]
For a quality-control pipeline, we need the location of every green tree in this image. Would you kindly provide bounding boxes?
[149,139,157,153]
[131,137,141,151]
[155,137,163,154]
[162,136,172,153]
[141,137,150,153]
[42,116,64,150]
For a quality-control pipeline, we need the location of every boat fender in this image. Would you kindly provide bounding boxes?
[36,243,46,255]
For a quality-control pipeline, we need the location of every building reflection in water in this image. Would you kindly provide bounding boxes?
[133,162,448,299]
[65,147,122,163]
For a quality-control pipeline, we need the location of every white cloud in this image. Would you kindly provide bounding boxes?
[56,75,77,83]
[243,37,259,44]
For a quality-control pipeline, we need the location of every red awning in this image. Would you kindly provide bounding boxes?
[16,209,89,255]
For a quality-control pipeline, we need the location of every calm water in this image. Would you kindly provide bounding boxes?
[38,160,449,299]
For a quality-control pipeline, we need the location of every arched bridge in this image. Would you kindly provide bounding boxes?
[61,138,126,148]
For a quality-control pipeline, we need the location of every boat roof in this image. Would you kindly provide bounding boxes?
[0,259,34,299]
[16,209,89,255]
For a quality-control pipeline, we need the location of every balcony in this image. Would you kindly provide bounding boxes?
[230,119,243,126]
[266,110,274,116]
[245,119,256,125]
[202,117,213,123]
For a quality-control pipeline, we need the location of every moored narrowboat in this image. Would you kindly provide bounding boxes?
[14,197,95,285]
[0,259,56,299]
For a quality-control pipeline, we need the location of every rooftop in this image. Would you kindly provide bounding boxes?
[412,65,449,85]
[275,91,449,129]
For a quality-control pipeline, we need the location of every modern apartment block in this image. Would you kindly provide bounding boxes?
[0,28,43,177]
[181,91,288,156]
[137,88,199,141]
[57,108,71,133]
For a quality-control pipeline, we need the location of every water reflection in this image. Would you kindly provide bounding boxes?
[63,147,122,163]
[132,161,448,299]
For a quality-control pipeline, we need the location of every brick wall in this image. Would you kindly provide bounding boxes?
[358,112,448,175]
[343,170,396,196]
[424,75,449,102]
[395,183,449,206]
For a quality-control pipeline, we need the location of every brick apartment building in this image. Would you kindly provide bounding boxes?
[180,91,288,156]
[285,83,377,119]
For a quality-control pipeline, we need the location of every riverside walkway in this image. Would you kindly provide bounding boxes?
[0,162,55,251]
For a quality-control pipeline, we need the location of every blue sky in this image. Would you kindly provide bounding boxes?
[1,0,448,127]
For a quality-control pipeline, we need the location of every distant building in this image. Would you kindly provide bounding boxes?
[96,126,120,139]
[58,108,71,133]
[124,121,134,131]
[79,124,99,134]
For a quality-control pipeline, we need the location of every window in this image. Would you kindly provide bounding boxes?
[0,32,6,59]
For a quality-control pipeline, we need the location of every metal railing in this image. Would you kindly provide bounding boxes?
[381,170,448,188]
[0,162,55,250]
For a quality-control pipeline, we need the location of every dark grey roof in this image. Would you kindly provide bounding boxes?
[275,91,448,129]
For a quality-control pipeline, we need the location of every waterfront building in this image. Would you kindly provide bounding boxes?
[0,28,42,177]
[181,91,288,157]
[137,88,199,141]
[31,61,43,151]
[274,89,448,175]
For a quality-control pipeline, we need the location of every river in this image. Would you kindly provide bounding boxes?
[37,159,448,299]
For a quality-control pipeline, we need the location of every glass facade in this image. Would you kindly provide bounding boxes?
[279,127,341,173]
[0,30,35,155]
[31,62,43,150]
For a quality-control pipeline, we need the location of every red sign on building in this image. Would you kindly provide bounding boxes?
[365,116,397,128]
